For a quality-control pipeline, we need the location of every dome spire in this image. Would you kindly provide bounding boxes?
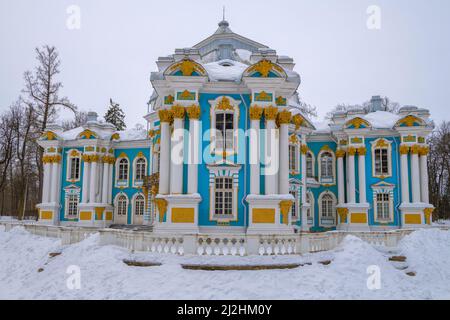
[218,6,229,28]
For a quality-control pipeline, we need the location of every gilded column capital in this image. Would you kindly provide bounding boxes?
[264,106,278,121]
[292,114,304,130]
[336,149,346,158]
[357,147,367,156]
[419,146,429,156]
[301,144,309,155]
[186,104,201,120]
[249,105,264,120]
[277,110,292,125]
[347,147,357,156]
[410,144,420,155]
[158,109,173,123]
[399,145,410,155]
[171,105,185,119]
[82,154,92,163]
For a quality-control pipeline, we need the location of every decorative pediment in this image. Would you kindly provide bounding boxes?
[40,131,58,141]
[165,59,207,77]
[243,59,287,78]
[395,115,425,127]
[371,181,395,189]
[345,117,371,129]
[78,129,98,140]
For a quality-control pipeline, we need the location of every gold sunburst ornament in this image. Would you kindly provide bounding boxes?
[216,96,234,111]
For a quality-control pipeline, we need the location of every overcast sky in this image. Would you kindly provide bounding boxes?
[1,0,449,127]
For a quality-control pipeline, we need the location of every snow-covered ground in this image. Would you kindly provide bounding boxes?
[1,225,449,299]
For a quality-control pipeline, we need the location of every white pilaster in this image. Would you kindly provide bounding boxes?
[89,159,98,204]
[42,161,52,203]
[249,118,260,195]
[170,109,184,195]
[348,149,356,203]
[278,122,290,195]
[101,160,109,204]
[420,149,429,204]
[337,152,345,205]
[265,118,278,195]
[50,162,59,203]
[400,147,410,204]
[410,148,421,203]
[107,163,113,204]
[81,158,90,203]
[187,115,200,194]
[300,138,308,232]
[158,111,171,195]
[358,148,367,204]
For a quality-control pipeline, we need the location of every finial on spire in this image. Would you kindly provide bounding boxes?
[218,6,229,29]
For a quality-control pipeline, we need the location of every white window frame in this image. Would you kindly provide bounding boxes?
[318,150,336,185]
[306,191,314,225]
[66,149,81,182]
[208,165,240,222]
[214,176,234,216]
[306,151,315,179]
[318,191,337,226]
[133,156,147,187]
[132,192,145,220]
[371,138,392,178]
[115,193,129,217]
[64,187,80,219]
[209,96,241,157]
[152,144,160,174]
[372,182,395,223]
[289,143,299,174]
[115,156,129,187]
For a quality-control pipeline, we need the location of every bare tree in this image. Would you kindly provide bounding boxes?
[0,111,15,215]
[62,110,89,130]
[22,45,77,202]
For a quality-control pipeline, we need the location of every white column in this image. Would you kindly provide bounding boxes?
[42,161,52,203]
[358,148,367,204]
[278,121,290,195]
[420,148,429,204]
[264,116,278,195]
[158,110,171,195]
[55,160,62,204]
[101,160,109,204]
[89,158,98,204]
[400,146,410,204]
[170,107,185,194]
[337,152,345,205]
[348,149,356,204]
[81,158,90,203]
[107,163,113,204]
[187,106,200,194]
[301,138,308,231]
[249,107,262,195]
[50,162,59,203]
[411,147,421,203]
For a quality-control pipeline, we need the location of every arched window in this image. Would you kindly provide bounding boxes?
[290,190,297,218]
[216,112,234,151]
[306,151,314,178]
[134,194,145,216]
[320,194,335,218]
[118,158,128,181]
[117,194,128,216]
[135,158,146,181]
[320,152,334,183]
[306,192,314,225]
[289,143,299,173]
[210,96,240,156]
[152,144,160,174]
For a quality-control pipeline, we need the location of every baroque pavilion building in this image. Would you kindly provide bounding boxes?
[36,19,435,234]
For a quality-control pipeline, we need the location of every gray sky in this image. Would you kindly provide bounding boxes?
[1,0,449,127]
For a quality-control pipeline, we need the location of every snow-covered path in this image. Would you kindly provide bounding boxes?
[1,225,449,299]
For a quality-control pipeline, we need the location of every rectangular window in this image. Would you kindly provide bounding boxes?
[289,145,297,172]
[215,113,234,151]
[67,194,79,217]
[214,177,233,215]
[69,157,80,180]
[306,154,313,178]
[376,193,390,220]
[375,149,389,176]
[290,190,297,217]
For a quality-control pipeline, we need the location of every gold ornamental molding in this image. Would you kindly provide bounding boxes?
[249,105,264,120]
[277,110,292,125]
[42,154,62,164]
[301,144,309,155]
[216,96,234,111]
[357,147,367,155]
[171,105,186,119]
[336,149,346,158]
[246,59,285,78]
[155,198,168,223]
[186,104,201,119]
[264,106,278,121]
[410,144,420,155]
[41,131,58,141]
[167,59,207,77]
[279,200,293,225]
[418,146,429,156]
[347,147,357,156]
[158,109,173,123]
[292,114,304,130]
[399,145,410,155]
[337,208,349,223]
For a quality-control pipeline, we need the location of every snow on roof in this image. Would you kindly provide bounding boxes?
[362,111,401,129]
[119,128,148,141]
[59,126,84,140]
[235,49,252,63]
[312,120,331,133]
[203,59,248,82]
